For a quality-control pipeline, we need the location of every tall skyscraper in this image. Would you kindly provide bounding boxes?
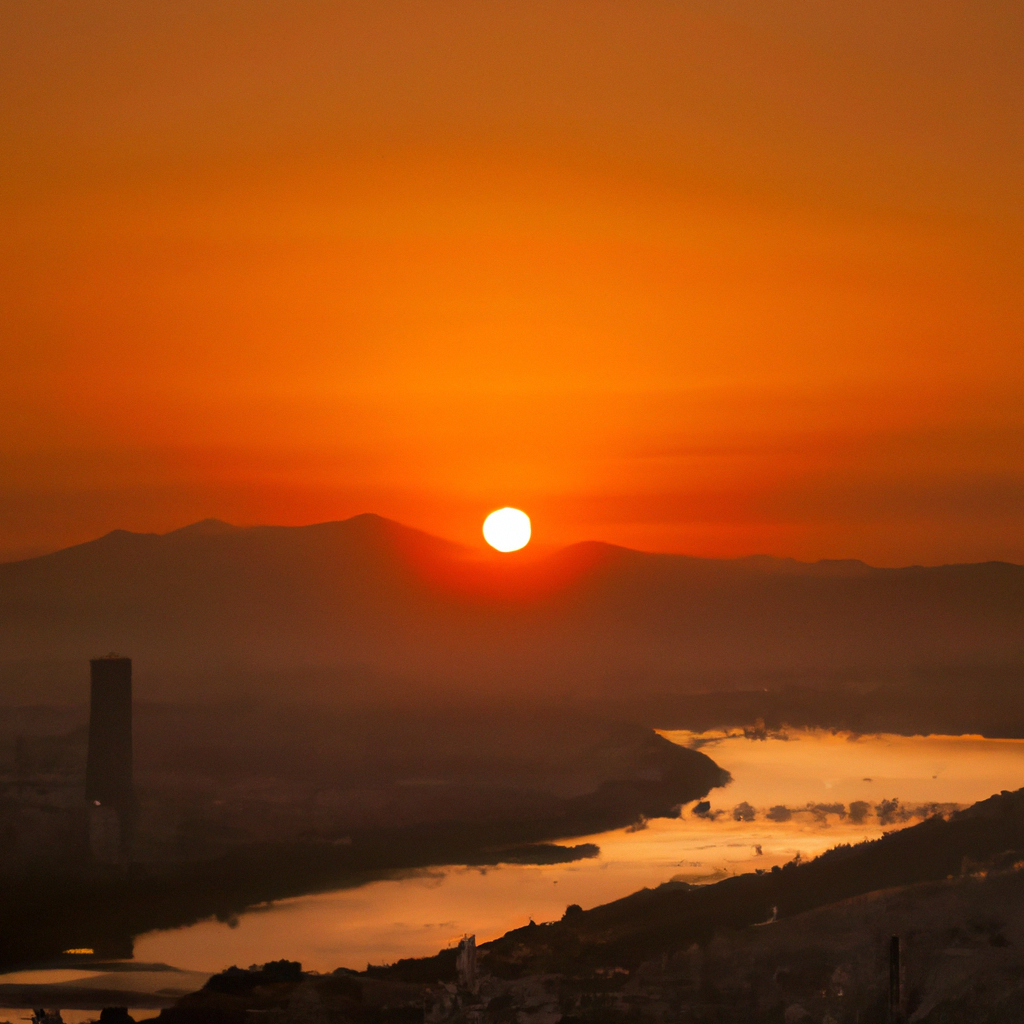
[86,654,134,864]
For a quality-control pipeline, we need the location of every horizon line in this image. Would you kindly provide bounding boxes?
[2,513,1022,573]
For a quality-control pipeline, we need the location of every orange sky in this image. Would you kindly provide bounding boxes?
[2,2,1022,565]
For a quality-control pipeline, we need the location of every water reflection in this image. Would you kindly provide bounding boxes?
[0,1012,159,1024]
[135,730,1024,974]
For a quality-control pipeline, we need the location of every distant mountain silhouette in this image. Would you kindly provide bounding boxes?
[1,515,1022,694]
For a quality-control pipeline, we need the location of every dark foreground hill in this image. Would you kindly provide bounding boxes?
[152,789,1024,1024]
[1,515,1022,709]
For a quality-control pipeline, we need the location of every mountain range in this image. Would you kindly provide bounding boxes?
[1,515,1021,703]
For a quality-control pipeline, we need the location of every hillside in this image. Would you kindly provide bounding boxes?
[81,788,1024,1024]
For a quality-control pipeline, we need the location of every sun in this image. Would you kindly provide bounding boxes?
[483,507,531,552]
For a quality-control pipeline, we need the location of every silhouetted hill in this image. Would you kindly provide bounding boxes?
[1,515,1022,704]
[142,789,1024,1024]
[373,788,1024,979]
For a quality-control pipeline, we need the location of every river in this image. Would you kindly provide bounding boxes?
[126,728,1024,975]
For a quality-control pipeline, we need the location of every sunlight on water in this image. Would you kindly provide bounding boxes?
[0,971,103,986]
[664,727,1024,808]
[0,1014,159,1024]
[135,729,1024,974]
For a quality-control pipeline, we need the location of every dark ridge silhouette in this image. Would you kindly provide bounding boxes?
[0,516,1021,709]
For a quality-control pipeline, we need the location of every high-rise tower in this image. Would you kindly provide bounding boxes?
[85,654,134,864]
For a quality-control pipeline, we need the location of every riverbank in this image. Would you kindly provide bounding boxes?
[157,787,1024,1024]
[0,730,725,970]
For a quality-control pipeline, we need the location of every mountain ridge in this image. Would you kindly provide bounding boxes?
[10,514,1023,573]
[1,515,1022,695]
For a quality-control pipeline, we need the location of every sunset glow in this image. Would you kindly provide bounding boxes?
[1,4,1021,566]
